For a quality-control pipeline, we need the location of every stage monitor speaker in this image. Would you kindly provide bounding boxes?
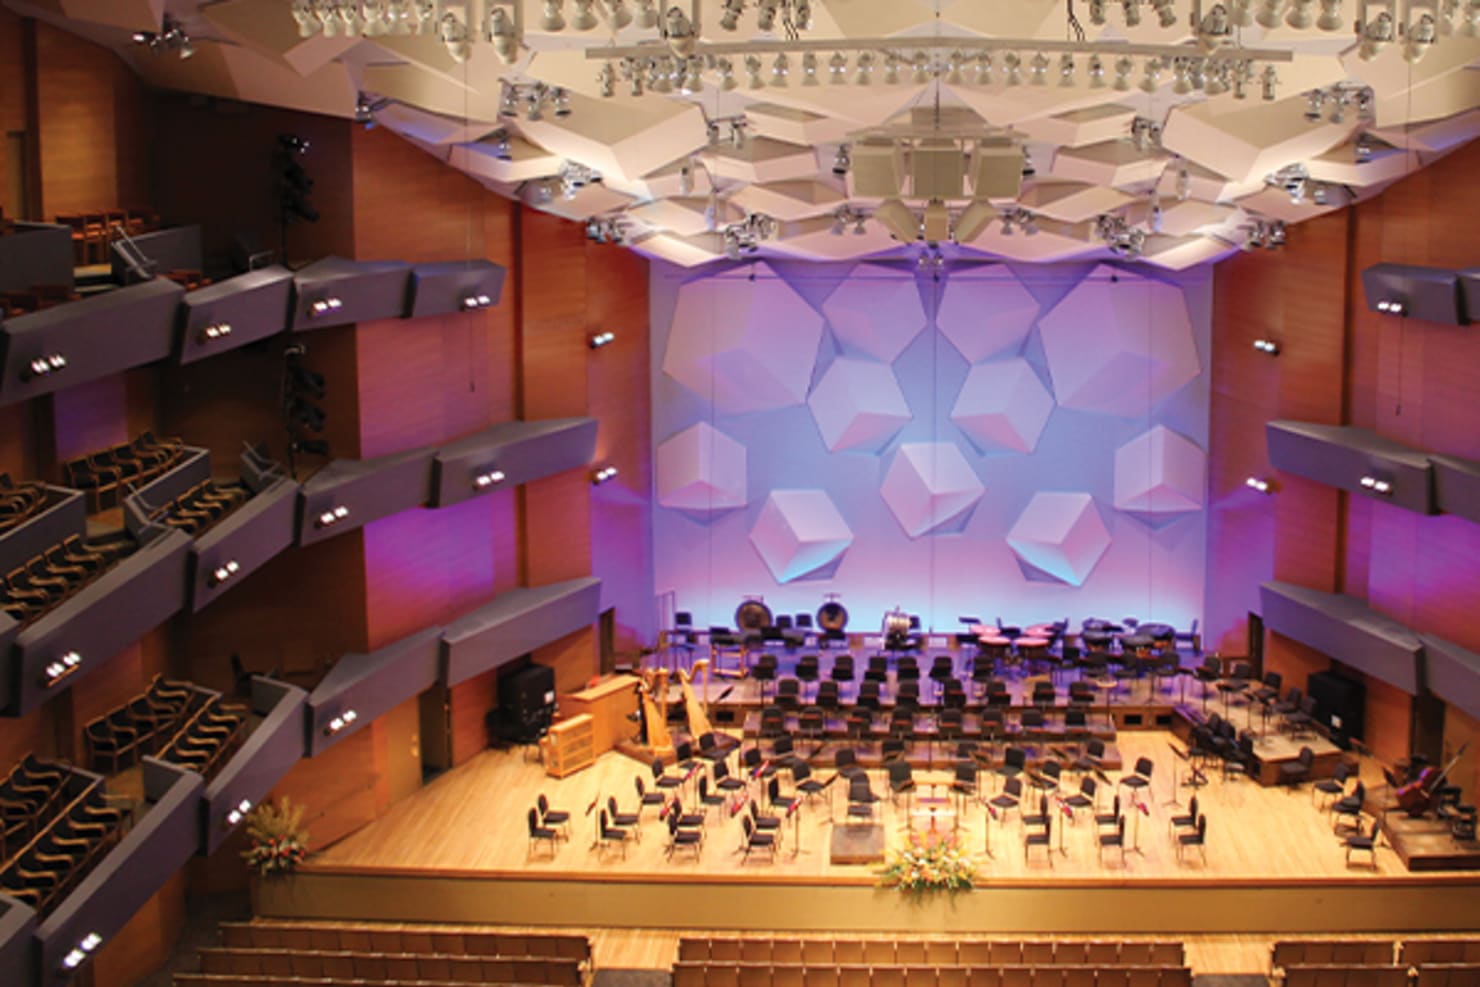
[851,139,905,198]
[493,662,556,744]
[1308,669,1364,749]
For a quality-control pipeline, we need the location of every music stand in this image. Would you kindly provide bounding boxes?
[1165,742,1189,808]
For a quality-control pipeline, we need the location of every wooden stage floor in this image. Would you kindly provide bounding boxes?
[255,730,1480,935]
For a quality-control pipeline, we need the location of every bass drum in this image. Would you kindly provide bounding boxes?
[816,601,849,633]
[735,599,774,632]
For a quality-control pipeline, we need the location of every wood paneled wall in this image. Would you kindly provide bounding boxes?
[92,870,187,987]
[1210,140,1480,777]
[0,8,26,218]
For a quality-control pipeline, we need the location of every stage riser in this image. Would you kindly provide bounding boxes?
[261,871,1480,935]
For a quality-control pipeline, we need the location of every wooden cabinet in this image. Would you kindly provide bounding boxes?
[542,714,595,778]
[563,675,640,756]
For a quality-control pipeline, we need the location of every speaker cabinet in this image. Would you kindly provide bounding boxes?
[1308,669,1364,749]
[492,663,556,744]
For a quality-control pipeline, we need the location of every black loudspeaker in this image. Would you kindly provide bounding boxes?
[1308,670,1365,749]
[491,663,556,745]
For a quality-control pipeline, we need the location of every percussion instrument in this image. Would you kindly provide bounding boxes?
[816,599,849,633]
[735,598,773,633]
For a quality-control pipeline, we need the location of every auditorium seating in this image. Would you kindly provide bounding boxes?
[195,948,580,985]
[55,206,159,264]
[0,283,81,316]
[672,966,1192,987]
[83,675,207,773]
[1272,940,1398,970]
[0,777,131,916]
[0,473,49,533]
[1403,941,1480,965]
[1414,964,1480,987]
[146,479,251,536]
[1280,967,1410,987]
[62,431,187,511]
[0,531,135,624]
[215,922,591,965]
[159,694,250,780]
[0,754,73,859]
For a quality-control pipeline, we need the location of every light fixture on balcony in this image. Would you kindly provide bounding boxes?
[22,353,67,382]
[463,293,495,310]
[41,651,82,688]
[1359,474,1394,495]
[325,709,359,735]
[591,465,619,485]
[61,932,103,970]
[1253,338,1281,354]
[315,505,350,528]
[589,330,616,349]
[1375,297,1407,315]
[198,322,233,343]
[1245,476,1273,493]
[209,560,242,587]
[308,297,343,318]
[473,468,506,490]
[225,798,253,827]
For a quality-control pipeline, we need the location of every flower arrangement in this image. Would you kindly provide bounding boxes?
[241,799,310,877]
[878,829,975,893]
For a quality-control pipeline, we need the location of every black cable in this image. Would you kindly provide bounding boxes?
[1066,0,1087,41]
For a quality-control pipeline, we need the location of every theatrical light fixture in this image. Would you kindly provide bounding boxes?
[1317,0,1347,28]
[829,206,870,236]
[1360,474,1394,495]
[720,213,777,260]
[1253,338,1282,354]
[589,330,617,348]
[22,353,67,382]
[209,560,242,587]
[308,297,343,318]
[463,293,494,311]
[1376,297,1408,315]
[133,14,194,59]
[41,651,82,688]
[591,465,619,485]
[1094,214,1145,258]
[198,322,233,343]
[1131,116,1163,152]
[1243,218,1288,249]
[1245,477,1273,493]
[315,505,350,529]
[325,709,360,736]
[584,216,627,244]
[473,468,506,489]
[832,144,851,176]
[224,798,253,828]
[485,1,520,63]
[61,933,103,971]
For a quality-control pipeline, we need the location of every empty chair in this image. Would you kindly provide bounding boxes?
[1345,816,1380,865]
[608,794,641,838]
[1119,757,1154,801]
[538,793,570,835]
[528,807,560,856]
[740,814,777,860]
[990,777,1023,824]
[1064,777,1097,820]
[713,761,746,794]
[816,680,841,712]
[998,746,1027,787]
[1332,781,1367,834]
[796,654,820,698]
[1177,813,1208,861]
[830,654,856,691]
[635,775,666,816]
[846,776,880,822]
[950,760,977,805]
[1025,798,1053,865]
[1280,746,1315,789]
[887,759,916,805]
[792,761,825,803]
[776,677,802,709]
[596,809,631,856]
[698,775,726,816]
[666,811,703,858]
[1313,762,1352,809]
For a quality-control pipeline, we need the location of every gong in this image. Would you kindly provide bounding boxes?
[734,599,774,632]
[816,601,849,633]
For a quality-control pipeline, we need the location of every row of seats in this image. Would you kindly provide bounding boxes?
[1273,941,1398,970]
[1413,965,1480,987]
[671,963,1193,987]
[197,948,580,986]
[63,431,186,511]
[84,675,205,773]
[159,695,250,780]
[1281,967,1410,987]
[0,785,130,916]
[55,206,159,264]
[751,707,1112,745]
[0,532,134,625]
[216,923,591,963]
[0,473,49,533]
[1,283,81,317]
[152,479,250,536]
[178,977,538,987]
[680,939,1185,967]
[0,754,73,861]
[1403,942,1480,965]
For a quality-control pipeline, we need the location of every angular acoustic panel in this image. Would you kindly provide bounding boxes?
[1361,262,1465,325]
[880,443,985,539]
[441,577,602,686]
[308,628,443,756]
[407,260,506,319]
[950,359,1055,455]
[1266,421,1435,515]
[0,279,185,407]
[189,478,299,612]
[1006,492,1111,587]
[177,266,295,365]
[1259,581,1422,694]
[1113,425,1207,519]
[1038,265,1200,418]
[431,418,598,509]
[1430,454,1480,525]
[656,421,748,513]
[748,490,854,583]
[807,358,912,454]
[290,256,412,331]
[8,531,192,716]
[0,223,72,294]
[202,676,308,854]
[662,263,825,414]
[297,447,435,546]
[36,760,203,987]
[821,265,927,364]
[935,271,1040,364]
[1421,635,1480,723]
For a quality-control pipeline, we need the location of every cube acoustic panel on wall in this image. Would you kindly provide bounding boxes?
[911,139,966,200]
[851,139,905,198]
[1266,420,1437,515]
[970,138,1026,200]
[1361,262,1465,325]
[176,265,295,364]
[1259,580,1422,694]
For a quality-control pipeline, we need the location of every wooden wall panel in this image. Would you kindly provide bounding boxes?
[0,706,53,774]
[378,694,423,806]
[0,8,25,218]
[517,206,589,421]
[1271,476,1342,591]
[151,95,355,267]
[587,245,653,655]
[521,471,592,585]
[1342,668,1413,768]
[0,401,38,478]
[1445,706,1480,807]
[1265,632,1331,698]
[534,626,597,697]
[269,726,381,850]
[92,869,187,987]
[51,372,130,465]
[448,668,497,767]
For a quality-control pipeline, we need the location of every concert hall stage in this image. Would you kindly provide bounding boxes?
[259,732,1480,936]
